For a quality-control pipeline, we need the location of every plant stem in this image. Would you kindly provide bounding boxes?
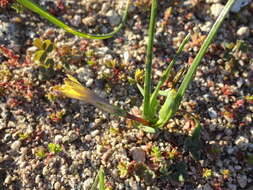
[143,0,157,120]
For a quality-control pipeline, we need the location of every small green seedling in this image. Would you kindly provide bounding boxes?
[117,161,129,178]
[150,145,163,163]
[48,143,62,154]
[35,147,46,158]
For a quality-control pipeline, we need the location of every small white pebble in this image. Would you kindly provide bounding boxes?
[235,136,249,150]
[54,181,61,190]
[90,129,100,137]
[210,3,224,18]
[4,175,12,184]
[35,175,40,184]
[237,26,250,38]
[11,140,21,151]
[54,135,63,144]
[208,107,218,118]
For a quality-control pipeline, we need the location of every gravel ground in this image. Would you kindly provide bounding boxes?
[0,0,253,190]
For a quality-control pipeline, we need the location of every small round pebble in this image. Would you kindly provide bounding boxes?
[11,140,21,151]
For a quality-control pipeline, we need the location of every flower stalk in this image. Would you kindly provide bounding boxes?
[54,75,150,126]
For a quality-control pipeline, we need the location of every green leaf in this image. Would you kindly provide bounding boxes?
[156,89,177,127]
[158,89,171,96]
[34,50,46,62]
[90,166,105,190]
[44,40,54,52]
[143,0,158,120]
[137,83,144,97]
[44,58,54,68]
[149,96,158,122]
[99,167,105,190]
[33,38,43,49]
[16,0,131,39]
[138,125,157,133]
[149,33,190,121]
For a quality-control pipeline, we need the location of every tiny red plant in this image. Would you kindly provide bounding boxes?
[221,84,233,96]
[0,0,10,7]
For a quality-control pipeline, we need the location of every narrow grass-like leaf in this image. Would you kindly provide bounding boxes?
[143,0,157,120]
[137,83,144,97]
[174,0,236,115]
[89,166,105,190]
[99,166,105,190]
[16,0,130,39]
[90,169,99,190]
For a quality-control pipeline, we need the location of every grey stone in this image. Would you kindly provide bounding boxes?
[237,174,247,188]
[208,107,218,118]
[231,0,251,12]
[106,10,121,26]
[130,147,146,163]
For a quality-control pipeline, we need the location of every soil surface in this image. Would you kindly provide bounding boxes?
[0,0,253,190]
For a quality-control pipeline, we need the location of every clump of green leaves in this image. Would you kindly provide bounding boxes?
[11,2,25,13]
[45,91,58,102]
[33,38,56,79]
[18,133,29,140]
[48,143,62,154]
[35,147,46,158]
[117,161,129,178]
[135,68,144,84]
[202,168,212,179]
[150,145,163,163]
[49,109,66,123]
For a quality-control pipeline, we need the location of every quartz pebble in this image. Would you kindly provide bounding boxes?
[235,136,249,150]
[11,140,21,151]
[208,107,218,118]
[54,181,61,190]
[83,178,93,189]
[237,26,250,38]
[210,3,224,18]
